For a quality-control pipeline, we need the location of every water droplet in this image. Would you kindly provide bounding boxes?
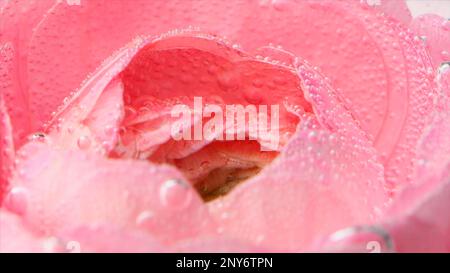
[307,131,318,141]
[252,79,264,88]
[104,125,115,135]
[159,179,192,210]
[77,136,91,150]
[42,237,63,253]
[244,88,263,104]
[101,141,111,151]
[441,51,449,60]
[135,210,155,227]
[442,20,450,31]
[4,187,28,215]
[272,0,289,11]
[273,76,286,85]
[438,62,450,75]
[217,71,240,92]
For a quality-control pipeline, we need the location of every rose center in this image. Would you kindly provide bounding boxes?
[108,35,311,201]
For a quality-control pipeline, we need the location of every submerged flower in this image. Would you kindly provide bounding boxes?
[0,0,449,252]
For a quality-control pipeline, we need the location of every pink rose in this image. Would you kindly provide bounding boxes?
[0,0,449,253]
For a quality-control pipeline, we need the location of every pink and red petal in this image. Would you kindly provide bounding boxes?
[0,94,14,203]
[0,0,58,145]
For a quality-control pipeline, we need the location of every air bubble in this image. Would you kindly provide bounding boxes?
[159,179,193,210]
[77,136,91,150]
[4,187,28,215]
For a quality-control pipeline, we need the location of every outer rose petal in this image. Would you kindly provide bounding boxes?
[0,94,14,203]
[0,0,57,146]
[385,166,450,252]
[388,66,450,215]
[10,142,215,244]
[7,0,435,190]
[410,14,450,70]
[383,65,450,252]
[318,69,450,253]
[317,122,450,252]
[326,162,450,252]
[59,226,266,253]
[0,211,167,253]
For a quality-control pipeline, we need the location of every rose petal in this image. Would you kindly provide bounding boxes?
[11,142,215,244]
[48,78,125,154]
[0,0,58,145]
[316,174,450,253]
[43,37,146,153]
[0,94,14,203]
[386,64,450,225]
[318,67,450,253]
[384,164,450,252]
[0,43,32,147]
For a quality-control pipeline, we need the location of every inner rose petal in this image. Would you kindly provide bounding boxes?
[109,34,312,201]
